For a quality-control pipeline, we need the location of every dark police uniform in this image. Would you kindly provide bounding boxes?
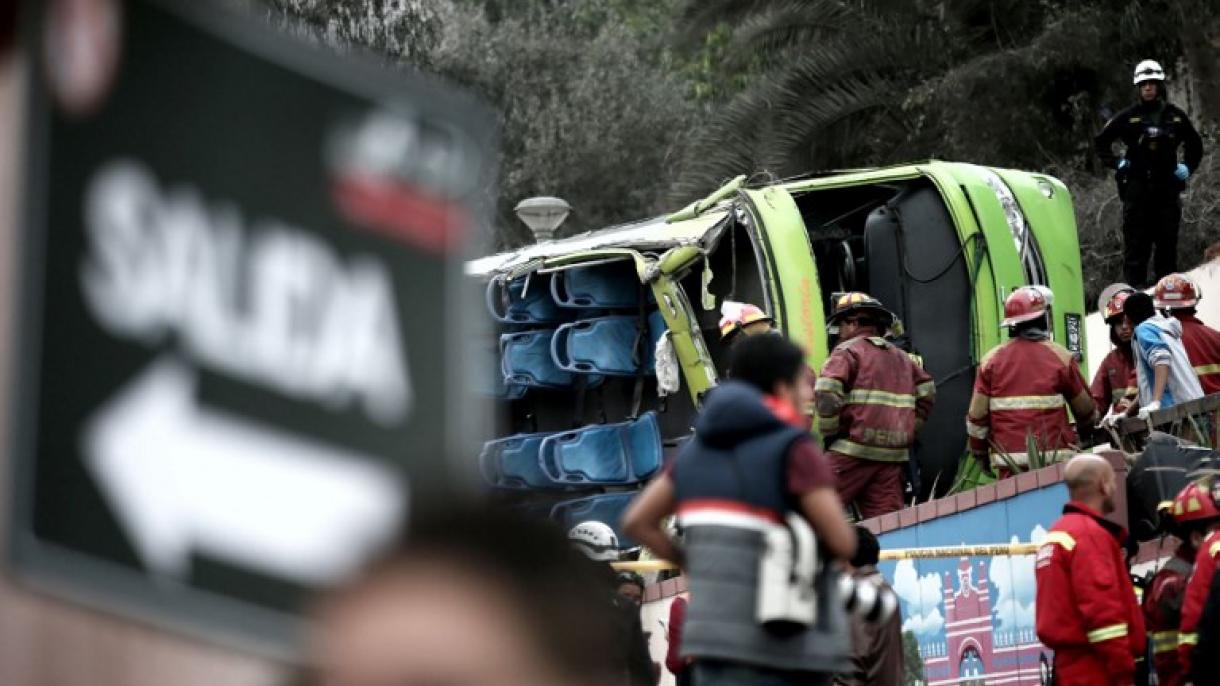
[1094,99,1203,288]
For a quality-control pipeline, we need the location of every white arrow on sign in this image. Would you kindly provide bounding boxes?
[83,357,406,585]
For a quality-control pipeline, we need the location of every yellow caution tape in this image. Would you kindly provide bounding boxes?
[611,542,1043,572]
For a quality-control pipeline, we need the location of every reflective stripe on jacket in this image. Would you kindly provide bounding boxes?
[1178,314,1220,395]
[1179,531,1220,676]
[1143,550,1193,686]
[815,336,934,463]
[967,338,1096,468]
[1090,347,1137,416]
[1035,501,1146,686]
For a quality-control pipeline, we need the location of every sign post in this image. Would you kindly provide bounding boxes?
[9,0,495,653]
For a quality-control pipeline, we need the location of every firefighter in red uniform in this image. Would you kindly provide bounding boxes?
[1177,479,1220,677]
[1035,454,1146,686]
[967,287,1098,476]
[1090,285,1139,419]
[1155,274,1220,395]
[719,300,817,426]
[1143,488,1208,686]
[815,292,935,518]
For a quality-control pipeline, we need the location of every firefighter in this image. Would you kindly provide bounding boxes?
[1155,273,1220,395]
[1094,59,1204,288]
[814,292,935,519]
[1177,479,1220,678]
[967,287,1097,476]
[1144,491,1208,686]
[1091,285,1139,421]
[718,300,775,343]
[1035,454,1146,686]
[720,300,817,426]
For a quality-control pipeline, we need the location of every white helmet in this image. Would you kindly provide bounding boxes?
[568,521,620,562]
[1133,59,1166,85]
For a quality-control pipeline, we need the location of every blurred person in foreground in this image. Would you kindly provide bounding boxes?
[833,526,903,686]
[1035,454,1145,686]
[623,332,856,686]
[309,505,638,686]
[568,521,657,686]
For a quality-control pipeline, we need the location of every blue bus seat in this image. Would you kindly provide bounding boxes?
[549,492,639,548]
[486,274,565,324]
[501,329,604,389]
[550,312,665,376]
[550,262,641,309]
[479,432,554,489]
[537,412,661,485]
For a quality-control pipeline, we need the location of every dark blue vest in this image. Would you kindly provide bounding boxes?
[669,381,851,674]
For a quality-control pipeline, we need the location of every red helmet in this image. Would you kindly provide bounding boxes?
[1103,289,1134,322]
[1001,286,1049,328]
[719,301,773,340]
[1154,273,1200,310]
[1171,480,1220,524]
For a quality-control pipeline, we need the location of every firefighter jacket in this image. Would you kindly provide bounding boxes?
[1143,548,1193,686]
[1090,346,1138,416]
[1094,100,1203,186]
[814,335,934,463]
[1035,501,1146,686]
[1179,530,1220,676]
[1177,313,1220,395]
[966,338,1096,469]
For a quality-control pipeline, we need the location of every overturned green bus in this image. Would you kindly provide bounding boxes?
[468,161,1086,544]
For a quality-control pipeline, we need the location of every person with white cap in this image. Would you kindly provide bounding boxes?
[568,521,655,686]
[1094,59,1204,288]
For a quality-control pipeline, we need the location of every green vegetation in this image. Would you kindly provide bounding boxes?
[258,0,1220,298]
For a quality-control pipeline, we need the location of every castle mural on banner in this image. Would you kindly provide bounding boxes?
[876,485,1067,685]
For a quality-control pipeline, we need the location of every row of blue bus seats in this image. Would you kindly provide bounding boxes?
[479,412,662,490]
[499,312,666,391]
[486,263,647,325]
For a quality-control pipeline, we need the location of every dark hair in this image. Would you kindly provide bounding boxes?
[1124,292,1156,325]
[851,526,881,568]
[615,571,645,591]
[727,332,805,394]
[322,504,621,683]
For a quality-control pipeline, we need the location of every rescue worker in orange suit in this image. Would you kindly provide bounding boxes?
[1090,285,1139,422]
[1155,274,1220,395]
[815,292,934,518]
[1094,59,1204,288]
[1176,479,1220,678]
[719,300,817,426]
[1035,454,1146,686]
[967,287,1098,477]
[1143,488,1207,686]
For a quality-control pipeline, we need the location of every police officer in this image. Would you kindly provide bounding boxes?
[1095,59,1204,288]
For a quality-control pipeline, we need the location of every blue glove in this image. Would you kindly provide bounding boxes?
[1175,163,1190,181]
[1117,159,1130,171]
